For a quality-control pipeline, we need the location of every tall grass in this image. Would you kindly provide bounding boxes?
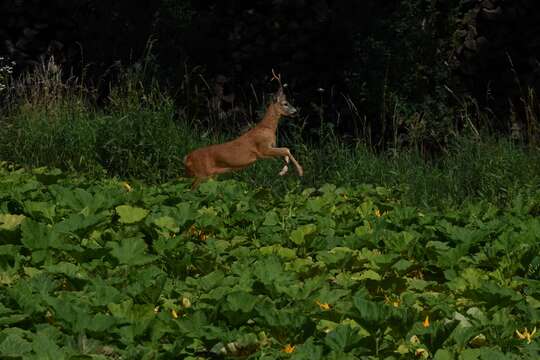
[0,59,539,208]
[234,127,540,208]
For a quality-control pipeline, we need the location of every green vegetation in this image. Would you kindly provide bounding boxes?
[1,164,539,358]
[1,62,539,209]
[1,60,539,358]
[1,2,540,359]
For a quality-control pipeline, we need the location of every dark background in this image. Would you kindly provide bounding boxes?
[2,0,540,148]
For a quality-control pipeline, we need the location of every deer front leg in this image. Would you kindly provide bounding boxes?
[261,147,303,177]
[278,156,289,176]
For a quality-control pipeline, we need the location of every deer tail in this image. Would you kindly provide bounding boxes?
[183,154,194,177]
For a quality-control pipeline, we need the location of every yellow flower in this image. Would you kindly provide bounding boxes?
[189,225,208,241]
[374,209,382,217]
[45,310,54,324]
[422,315,430,328]
[415,348,429,359]
[171,309,178,319]
[384,294,400,308]
[409,335,420,344]
[121,181,132,192]
[469,334,486,347]
[282,344,295,353]
[181,297,192,308]
[315,300,331,310]
[516,327,537,344]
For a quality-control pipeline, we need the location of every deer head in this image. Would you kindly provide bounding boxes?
[272,69,297,116]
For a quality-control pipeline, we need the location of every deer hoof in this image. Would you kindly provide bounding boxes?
[279,165,289,176]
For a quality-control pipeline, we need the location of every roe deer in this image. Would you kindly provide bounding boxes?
[184,70,303,189]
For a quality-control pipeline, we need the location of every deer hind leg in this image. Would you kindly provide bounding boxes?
[190,166,235,190]
[191,177,206,190]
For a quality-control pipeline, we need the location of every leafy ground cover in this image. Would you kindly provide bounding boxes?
[1,163,540,359]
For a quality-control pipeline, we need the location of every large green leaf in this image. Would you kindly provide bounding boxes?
[0,332,32,357]
[225,291,258,312]
[108,237,157,266]
[324,325,365,353]
[24,201,56,222]
[20,219,65,263]
[433,349,454,360]
[152,216,179,232]
[291,338,324,360]
[0,214,25,243]
[31,333,65,360]
[20,219,60,250]
[54,212,109,235]
[290,224,317,245]
[352,291,391,326]
[43,262,87,280]
[115,205,149,224]
[0,214,25,231]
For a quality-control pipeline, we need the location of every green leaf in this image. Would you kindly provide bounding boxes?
[407,278,435,291]
[354,269,382,281]
[225,291,258,312]
[108,237,156,266]
[86,313,118,333]
[153,216,179,232]
[392,259,413,272]
[108,299,155,324]
[324,325,363,353]
[356,199,375,218]
[24,201,56,222]
[259,245,297,260]
[20,219,64,264]
[21,219,54,250]
[115,205,149,224]
[262,210,280,226]
[0,214,25,231]
[175,202,196,225]
[290,224,317,245]
[352,291,390,325]
[87,278,122,306]
[433,349,454,360]
[175,311,209,337]
[291,338,324,360]
[54,212,109,235]
[0,244,20,259]
[32,167,64,185]
[460,348,482,360]
[0,333,32,357]
[43,262,86,280]
[31,333,64,360]
[0,313,30,326]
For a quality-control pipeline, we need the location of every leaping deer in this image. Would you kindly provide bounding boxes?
[184,70,304,189]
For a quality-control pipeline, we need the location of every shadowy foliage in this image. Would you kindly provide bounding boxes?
[2,0,540,147]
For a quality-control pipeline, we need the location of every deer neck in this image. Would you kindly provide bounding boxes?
[257,103,281,132]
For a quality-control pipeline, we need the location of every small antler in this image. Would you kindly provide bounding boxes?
[271,69,285,98]
[271,68,282,86]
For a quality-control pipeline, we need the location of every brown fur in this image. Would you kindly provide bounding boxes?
[184,87,303,189]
